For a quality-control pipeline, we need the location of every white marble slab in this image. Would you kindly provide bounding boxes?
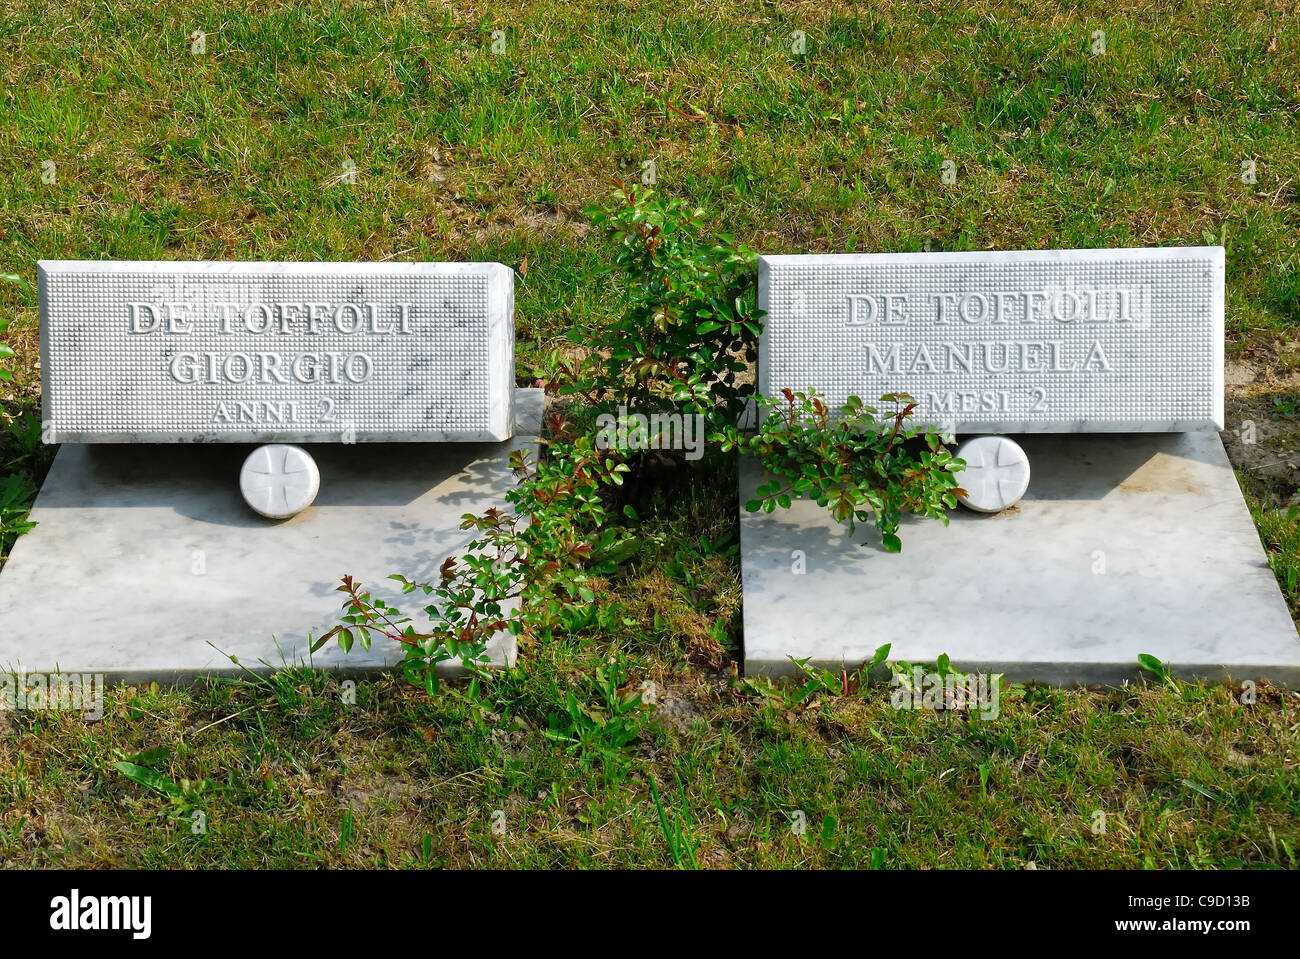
[39,260,515,443]
[758,248,1224,433]
[0,396,544,681]
[740,431,1300,685]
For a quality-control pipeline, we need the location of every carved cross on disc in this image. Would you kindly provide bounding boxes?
[954,436,1031,513]
[239,444,320,519]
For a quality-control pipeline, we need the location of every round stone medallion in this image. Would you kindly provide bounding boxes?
[954,436,1030,513]
[240,444,320,520]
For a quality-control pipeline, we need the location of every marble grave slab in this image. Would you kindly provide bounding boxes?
[39,260,516,443]
[758,248,1225,433]
[740,432,1300,685]
[0,391,545,682]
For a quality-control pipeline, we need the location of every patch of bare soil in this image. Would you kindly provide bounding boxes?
[1221,362,1300,502]
[654,688,707,732]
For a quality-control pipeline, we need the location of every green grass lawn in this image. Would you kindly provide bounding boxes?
[3,654,1298,868]
[1,0,1299,868]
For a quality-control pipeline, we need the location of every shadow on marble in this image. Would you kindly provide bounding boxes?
[0,437,533,680]
[740,431,1300,685]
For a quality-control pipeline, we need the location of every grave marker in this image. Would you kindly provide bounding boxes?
[742,244,1300,684]
[39,260,515,443]
[758,247,1224,433]
[3,258,536,674]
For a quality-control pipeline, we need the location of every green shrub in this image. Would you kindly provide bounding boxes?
[575,182,760,436]
[737,390,963,552]
[327,186,962,685]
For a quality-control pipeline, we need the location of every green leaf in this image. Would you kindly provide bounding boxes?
[881,532,902,553]
[1180,779,1224,803]
[310,625,341,652]
[1137,653,1164,674]
[113,761,183,798]
[820,815,837,843]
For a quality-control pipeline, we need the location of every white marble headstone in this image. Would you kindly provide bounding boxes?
[39,260,515,443]
[758,248,1224,432]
